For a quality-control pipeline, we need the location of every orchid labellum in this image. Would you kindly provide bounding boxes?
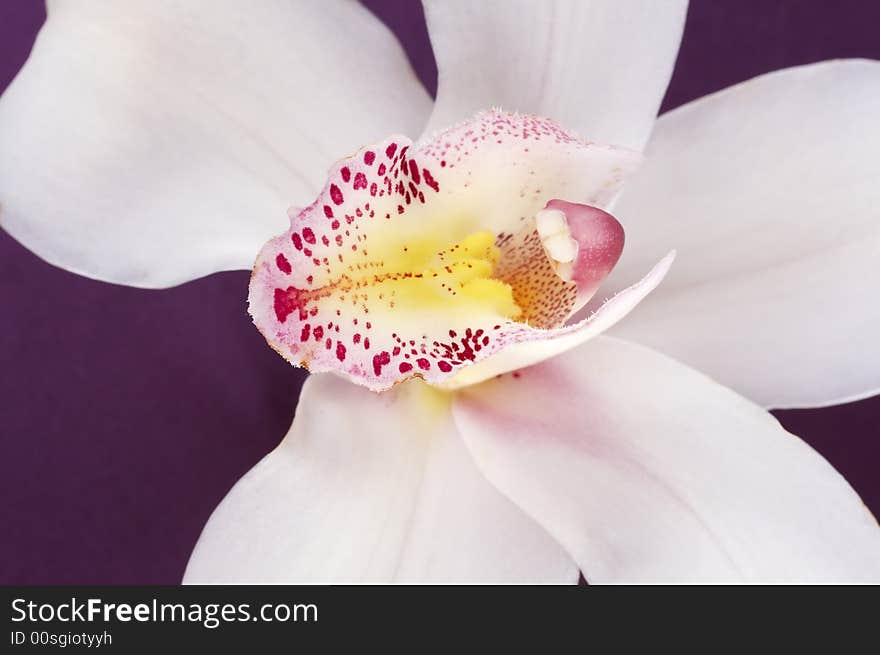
[1,1,879,583]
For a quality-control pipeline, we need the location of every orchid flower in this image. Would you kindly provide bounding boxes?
[1,1,879,584]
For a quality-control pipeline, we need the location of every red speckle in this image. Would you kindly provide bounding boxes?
[399,362,413,373]
[353,172,367,190]
[273,287,305,323]
[301,227,316,244]
[325,338,332,350]
[330,184,344,205]
[372,351,391,376]
[385,143,397,159]
[416,358,430,371]
[423,168,439,192]
[364,337,370,349]
[323,205,333,218]
[291,233,303,250]
[336,342,347,361]
[353,333,361,344]
[313,325,324,340]
[377,163,386,176]
[300,324,311,342]
[364,151,376,165]
[438,361,453,373]
[275,253,292,274]
[340,166,351,182]
[397,205,404,214]
[331,219,340,230]
[370,182,377,196]
[408,159,421,184]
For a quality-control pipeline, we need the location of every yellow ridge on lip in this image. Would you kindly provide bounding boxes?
[333,229,522,320]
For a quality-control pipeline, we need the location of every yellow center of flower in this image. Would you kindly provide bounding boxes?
[354,229,522,320]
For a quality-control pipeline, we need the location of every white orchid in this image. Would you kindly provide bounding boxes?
[2,1,879,584]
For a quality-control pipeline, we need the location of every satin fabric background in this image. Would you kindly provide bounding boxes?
[1,0,878,583]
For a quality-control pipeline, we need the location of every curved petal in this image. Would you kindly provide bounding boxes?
[422,0,688,150]
[0,0,431,288]
[184,373,577,584]
[439,251,674,389]
[249,110,641,391]
[603,60,880,408]
[453,336,880,583]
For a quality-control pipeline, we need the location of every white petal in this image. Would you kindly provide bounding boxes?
[453,336,880,584]
[603,60,880,408]
[184,373,577,584]
[0,0,431,288]
[422,0,688,150]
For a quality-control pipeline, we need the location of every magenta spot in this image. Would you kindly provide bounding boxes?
[364,337,370,349]
[341,166,351,182]
[423,168,439,192]
[370,183,377,196]
[416,358,430,371]
[408,159,421,184]
[364,150,376,165]
[313,325,324,340]
[353,333,361,344]
[372,351,391,376]
[275,253,292,274]
[325,338,332,350]
[300,324,311,342]
[323,205,334,218]
[353,172,367,190]
[377,163,386,176]
[291,233,303,250]
[273,287,305,324]
[438,361,453,373]
[301,227,316,245]
[397,205,404,214]
[385,143,397,159]
[399,362,413,373]
[330,184,344,205]
[336,342,346,361]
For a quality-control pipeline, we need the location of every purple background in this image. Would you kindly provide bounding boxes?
[2,0,878,584]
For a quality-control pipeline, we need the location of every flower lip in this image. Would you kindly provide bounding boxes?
[248,110,651,391]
